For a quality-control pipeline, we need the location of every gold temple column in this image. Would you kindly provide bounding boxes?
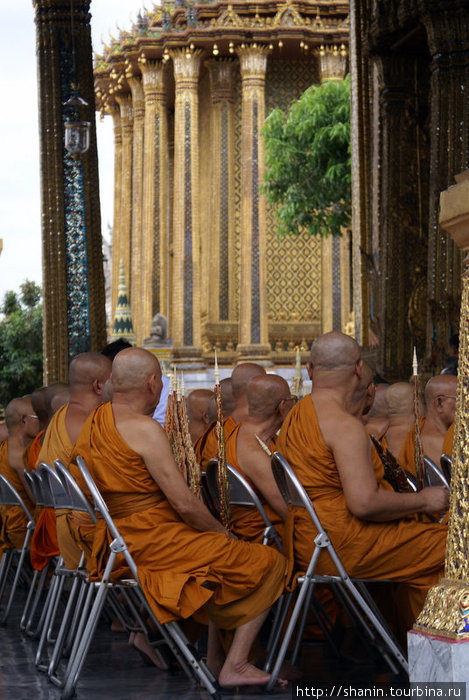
[127,76,145,344]
[206,59,236,324]
[34,0,106,382]
[115,94,133,316]
[110,106,122,334]
[140,60,169,339]
[236,45,271,361]
[411,171,469,659]
[170,49,203,363]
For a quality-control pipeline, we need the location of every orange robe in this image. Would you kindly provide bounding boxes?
[194,416,237,470]
[398,418,426,476]
[0,440,35,550]
[400,419,453,475]
[25,431,44,470]
[71,403,287,628]
[276,396,447,628]
[31,404,88,571]
[224,424,284,544]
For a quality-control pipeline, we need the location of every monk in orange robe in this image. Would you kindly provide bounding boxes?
[195,365,265,469]
[30,353,111,572]
[224,374,292,543]
[186,389,214,444]
[71,348,287,688]
[400,375,457,476]
[276,331,449,631]
[377,382,416,464]
[0,396,38,550]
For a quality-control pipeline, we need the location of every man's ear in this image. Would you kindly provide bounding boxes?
[355,358,363,378]
[148,374,157,393]
[306,362,313,380]
[93,378,103,396]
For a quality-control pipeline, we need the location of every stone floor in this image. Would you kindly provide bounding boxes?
[0,589,405,700]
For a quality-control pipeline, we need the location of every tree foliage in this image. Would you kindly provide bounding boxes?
[0,281,43,408]
[262,75,351,238]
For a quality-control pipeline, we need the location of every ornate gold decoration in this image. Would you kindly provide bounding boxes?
[414,171,469,638]
[317,44,348,82]
[273,0,303,27]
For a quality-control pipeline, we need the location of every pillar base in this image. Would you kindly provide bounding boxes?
[408,629,469,688]
[171,346,206,369]
[236,343,273,366]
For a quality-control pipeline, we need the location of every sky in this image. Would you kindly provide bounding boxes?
[0,0,149,302]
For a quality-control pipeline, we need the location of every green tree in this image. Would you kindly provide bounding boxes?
[262,75,351,238]
[0,281,43,407]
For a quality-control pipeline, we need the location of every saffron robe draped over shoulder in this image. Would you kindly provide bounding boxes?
[31,404,86,571]
[276,396,447,627]
[400,419,454,475]
[0,440,34,550]
[194,416,238,471]
[224,424,284,544]
[71,403,287,628]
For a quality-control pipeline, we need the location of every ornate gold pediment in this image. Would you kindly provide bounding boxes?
[273,0,303,28]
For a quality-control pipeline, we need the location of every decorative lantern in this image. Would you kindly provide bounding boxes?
[63,92,90,158]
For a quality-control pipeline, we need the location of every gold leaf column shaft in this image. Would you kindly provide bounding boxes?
[206,59,236,324]
[110,106,122,335]
[141,60,168,339]
[236,45,271,361]
[171,49,203,361]
[115,94,133,312]
[128,77,145,344]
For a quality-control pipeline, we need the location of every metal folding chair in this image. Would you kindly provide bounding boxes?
[440,454,452,486]
[33,461,96,684]
[264,451,408,691]
[0,473,36,624]
[204,458,283,550]
[20,469,57,637]
[423,456,450,489]
[60,455,220,700]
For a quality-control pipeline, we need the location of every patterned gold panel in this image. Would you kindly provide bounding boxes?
[265,59,322,326]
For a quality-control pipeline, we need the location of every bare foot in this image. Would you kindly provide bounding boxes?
[133,631,167,670]
[218,661,287,688]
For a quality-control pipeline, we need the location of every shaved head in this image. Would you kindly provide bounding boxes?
[425,375,457,404]
[207,378,235,422]
[385,382,414,417]
[111,347,161,393]
[69,353,112,390]
[187,389,214,443]
[232,363,266,400]
[46,383,70,416]
[367,384,389,418]
[5,397,33,430]
[247,374,291,419]
[31,387,48,426]
[310,332,361,372]
[351,362,375,416]
[187,390,214,422]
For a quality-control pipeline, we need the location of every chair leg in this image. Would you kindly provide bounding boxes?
[48,577,87,678]
[265,579,313,691]
[263,590,294,673]
[0,544,31,624]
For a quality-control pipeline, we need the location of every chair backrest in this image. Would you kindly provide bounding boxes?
[271,451,328,536]
[23,470,41,505]
[440,454,452,487]
[423,456,450,489]
[0,474,35,526]
[54,460,97,522]
[75,455,138,580]
[38,462,83,510]
[205,459,282,550]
